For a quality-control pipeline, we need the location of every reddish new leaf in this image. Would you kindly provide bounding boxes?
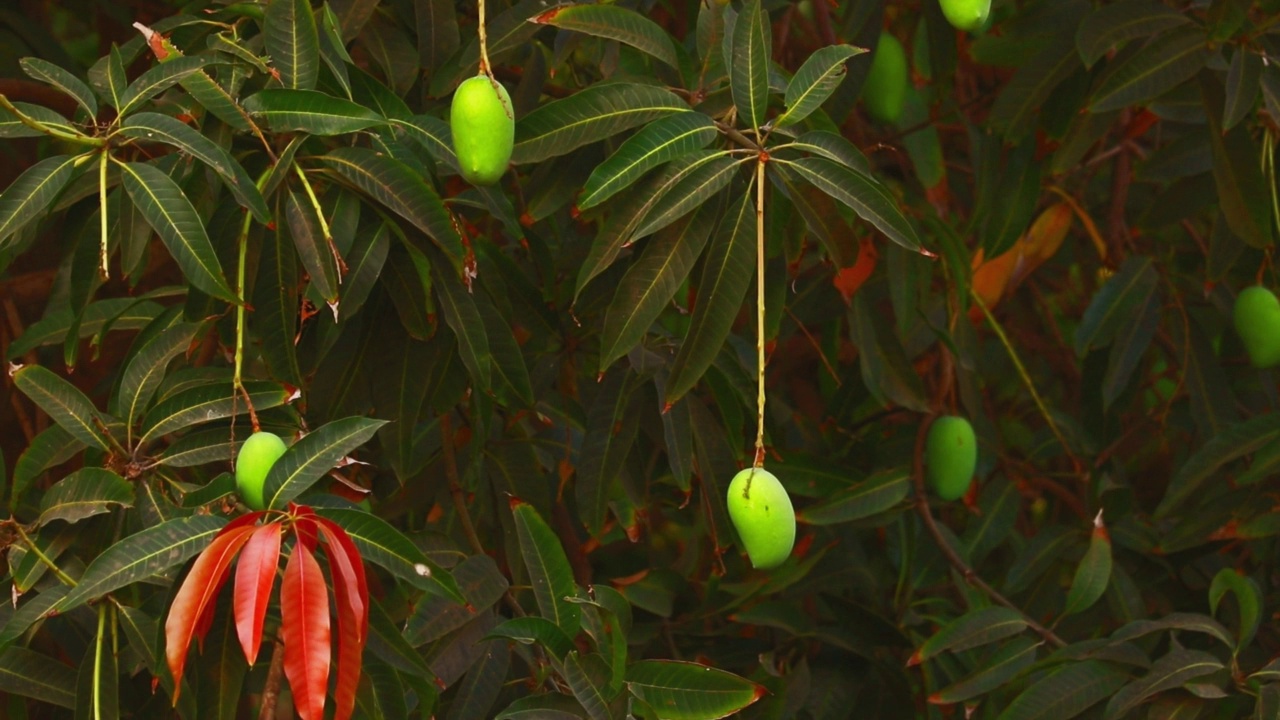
[292,504,320,552]
[281,540,331,720]
[317,518,369,720]
[234,521,283,665]
[164,524,256,702]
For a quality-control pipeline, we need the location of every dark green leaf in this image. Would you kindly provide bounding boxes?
[486,617,576,662]
[0,154,84,249]
[138,380,290,447]
[19,57,96,117]
[580,112,719,210]
[911,607,1029,665]
[625,660,764,720]
[262,416,387,508]
[264,0,320,91]
[1075,1,1190,67]
[431,257,491,392]
[929,638,1041,705]
[1103,649,1223,720]
[777,45,866,129]
[511,499,581,635]
[37,467,133,526]
[0,647,77,709]
[118,56,221,117]
[1089,26,1209,113]
[1063,517,1113,617]
[243,88,385,134]
[13,364,109,450]
[781,156,921,253]
[994,660,1130,720]
[512,83,689,165]
[285,186,339,304]
[116,322,200,432]
[1075,256,1158,356]
[797,467,909,525]
[316,507,464,603]
[729,0,770,132]
[1208,568,1262,651]
[535,5,679,69]
[1156,413,1280,517]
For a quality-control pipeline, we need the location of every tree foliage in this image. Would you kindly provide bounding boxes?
[1,0,1280,718]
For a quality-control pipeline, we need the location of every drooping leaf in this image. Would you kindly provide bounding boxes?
[781,156,922,253]
[1063,515,1113,617]
[512,82,689,165]
[1076,1,1189,68]
[264,0,320,91]
[138,381,291,448]
[431,257,491,392]
[929,638,1041,705]
[233,522,282,665]
[0,647,77,709]
[1208,568,1263,652]
[511,498,582,635]
[316,507,464,603]
[665,186,755,405]
[564,651,613,720]
[1075,255,1158,356]
[994,660,1130,720]
[118,113,270,223]
[909,607,1029,666]
[534,4,679,69]
[576,369,641,535]
[285,186,340,304]
[36,467,134,526]
[485,617,576,662]
[19,57,97,117]
[281,540,331,720]
[1103,648,1223,720]
[0,154,84,249]
[1156,413,1280,518]
[797,468,910,525]
[1204,79,1273,249]
[243,89,385,135]
[117,56,221,117]
[119,160,238,303]
[1089,26,1210,113]
[316,518,368,720]
[1223,49,1262,131]
[116,322,200,432]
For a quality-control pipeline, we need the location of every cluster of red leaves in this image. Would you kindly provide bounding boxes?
[164,504,368,720]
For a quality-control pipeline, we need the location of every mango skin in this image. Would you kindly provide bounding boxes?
[450,75,515,187]
[861,33,908,125]
[727,468,796,570]
[1234,286,1280,369]
[939,0,991,31]
[236,431,287,511]
[926,416,977,501]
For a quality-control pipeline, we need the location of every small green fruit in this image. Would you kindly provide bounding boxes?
[861,33,908,124]
[236,431,287,511]
[1234,285,1280,369]
[450,75,515,187]
[926,416,977,501]
[939,0,991,31]
[726,468,796,570]
[797,0,814,21]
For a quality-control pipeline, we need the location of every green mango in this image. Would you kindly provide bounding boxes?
[450,75,515,186]
[861,33,908,125]
[926,416,977,501]
[726,467,796,569]
[1234,285,1280,369]
[235,431,287,510]
[939,0,991,31]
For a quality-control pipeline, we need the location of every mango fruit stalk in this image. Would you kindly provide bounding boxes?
[1234,285,1280,369]
[926,416,977,501]
[236,431,288,511]
[450,74,515,187]
[726,467,796,570]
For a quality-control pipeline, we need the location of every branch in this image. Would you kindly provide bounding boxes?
[256,638,286,720]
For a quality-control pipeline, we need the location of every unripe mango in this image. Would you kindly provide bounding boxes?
[726,468,795,570]
[861,33,908,125]
[926,416,976,501]
[1234,285,1280,369]
[450,75,515,186]
[236,431,287,511]
[939,0,991,31]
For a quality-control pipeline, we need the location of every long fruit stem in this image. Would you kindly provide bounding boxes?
[754,157,766,468]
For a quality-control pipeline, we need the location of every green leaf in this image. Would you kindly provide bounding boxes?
[1110,613,1234,647]
[511,498,582,635]
[19,57,97,117]
[1156,413,1280,518]
[1205,81,1273,249]
[116,322,200,432]
[1074,255,1158,356]
[403,554,508,645]
[797,468,910,525]
[625,660,764,720]
[776,45,866,129]
[157,429,240,467]
[445,641,509,720]
[118,160,238,303]
[512,82,689,165]
[58,515,227,613]
[252,214,302,384]
[1223,49,1262,131]
[11,425,82,511]
[264,0,320,91]
[0,154,84,249]
[1063,515,1113,617]
[0,101,79,138]
[910,607,1028,666]
[1102,285,1160,410]
[848,292,929,412]
[580,112,719,211]
[665,187,754,405]
[995,660,1130,720]
[600,199,719,370]
[180,70,254,131]
[137,380,290,448]
[486,617,576,662]
[13,364,109,450]
[37,467,133,526]
[117,113,270,223]
[1075,1,1190,68]
[430,255,490,392]
[1103,649,1224,720]
[476,294,533,407]
[781,156,922,253]
[318,147,463,267]
[392,114,457,170]
[577,369,641,535]
[242,88,385,134]
[262,416,387,508]
[0,647,77,709]
[564,652,613,720]
[0,586,69,650]
[929,638,1041,705]
[1208,568,1263,652]
[631,155,745,240]
[316,507,464,603]
[778,130,870,176]
[285,186,339,304]
[534,4,679,69]
[989,33,1080,140]
[1089,26,1210,113]
[729,0,770,132]
[118,56,221,117]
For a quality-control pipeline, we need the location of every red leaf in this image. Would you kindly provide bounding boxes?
[317,519,369,720]
[292,504,320,552]
[281,540,331,720]
[234,522,283,665]
[163,525,256,703]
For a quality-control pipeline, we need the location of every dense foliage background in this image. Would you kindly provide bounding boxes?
[2,0,1280,718]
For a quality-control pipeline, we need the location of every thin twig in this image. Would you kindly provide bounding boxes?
[754,158,767,468]
[912,418,1067,649]
[256,638,286,720]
